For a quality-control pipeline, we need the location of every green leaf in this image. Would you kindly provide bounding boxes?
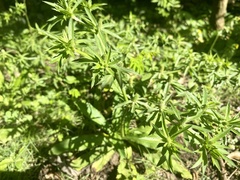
[37,95,50,105]
[84,7,97,26]
[98,74,114,88]
[171,81,186,92]
[163,82,170,99]
[128,126,153,136]
[202,147,208,166]
[211,156,221,171]
[66,75,78,84]
[69,88,81,98]
[76,102,106,126]
[125,146,133,160]
[225,103,231,120]
[111,80,123,95]
[172,159,192,179]
[0,158,13,171]
[95,31,107,55]
[86,102,106,126]
[92,149,115,172]
[171,125,191,138]
[102,28,122,40]
[184,92,201,107]
[152,123,167,140]
[36,24,62,42]
[161,113,170,138]
[0,128,13,144]
[223,154,236,167]
[191,156,202,169]
[157,148,168,166]
[71,147,102,170]
[174,142,192,153]
[68,17,74,40]
[12,76,22,90]
[210,127,231,143]
[191,125,211,134]
[124,134,161,149]
[117,158,128,178]
[202,87,208,105]
[0,71,4,88]
[169,102,181,120]
[144,151,161,166]
[0,128,20,144]
[185,109,204,123]
[50,134,105,155]
[15,158,25,170]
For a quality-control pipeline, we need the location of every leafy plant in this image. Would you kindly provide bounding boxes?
[0,0,240,179]
[151,0,181,17]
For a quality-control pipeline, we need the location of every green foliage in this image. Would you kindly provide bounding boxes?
[0,0,240,179]
[151,0,181,17]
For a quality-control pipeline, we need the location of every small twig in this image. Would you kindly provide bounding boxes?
[219,158,228,180]
[227,168,238,180]
[192,169,199,180]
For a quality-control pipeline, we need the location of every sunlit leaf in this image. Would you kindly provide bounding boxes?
[69,88,81,98]
[66,75,78,84]
[98,74,114,88]
[225,103,231,120]
[211,156,221,171]
[0,158,13,171]
[169,102,181,120]
[171,125,191,138]
[171,159,192,179]
[124,134,161,149]
[191,156,202,169]
[84,7,97,26]
[184,92,201,107]
[0,128,20,144]
[210,127,231,143]
[0,71,4,88]
[92,149,115,172]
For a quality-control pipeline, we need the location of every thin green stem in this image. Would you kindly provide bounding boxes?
[23,0,32,31]
[209,31,220,53]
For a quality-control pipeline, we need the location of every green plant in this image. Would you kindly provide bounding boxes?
[1,0,240,179]
[151,0,181,17]
[37,0,240,179]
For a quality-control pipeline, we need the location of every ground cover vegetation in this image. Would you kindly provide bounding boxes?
[0,0,240,179]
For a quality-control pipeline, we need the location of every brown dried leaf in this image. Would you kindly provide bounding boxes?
[227,151,240,160]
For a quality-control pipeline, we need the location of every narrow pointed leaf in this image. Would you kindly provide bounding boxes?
[210,127,231,143]
[92,149,115,172]
[191,156,202,169]
[171,125,191,138]
[124,134,161,149]
[172,159,192,179]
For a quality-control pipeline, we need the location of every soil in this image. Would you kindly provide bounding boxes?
[36,148,240,180]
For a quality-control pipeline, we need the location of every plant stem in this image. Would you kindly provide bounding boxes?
[23,0,32,31]
[209,31,220,53]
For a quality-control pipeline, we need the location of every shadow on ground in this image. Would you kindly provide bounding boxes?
[0,167,40,180]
